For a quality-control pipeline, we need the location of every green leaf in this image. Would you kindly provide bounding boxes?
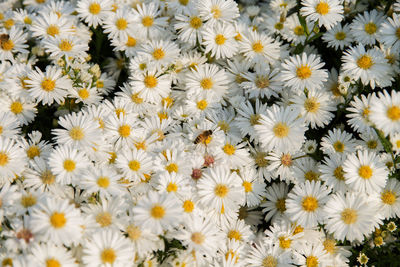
[374,127,393,155]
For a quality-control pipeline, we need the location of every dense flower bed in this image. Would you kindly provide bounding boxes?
[0,0,400,266]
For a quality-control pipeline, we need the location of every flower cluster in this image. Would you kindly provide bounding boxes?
[1,0,400,266]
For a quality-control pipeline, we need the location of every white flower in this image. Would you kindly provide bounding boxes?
[300,0,344,30]
[370,90,400,135]
[76,0,113,28]
[0,136,26,186]
[202,23,238,59]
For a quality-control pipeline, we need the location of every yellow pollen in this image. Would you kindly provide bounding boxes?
[115,108,125,118]
[364,22,377,34]
[255,76,270,89]
[296,65,312,79]
[126,225,141,240]
[333,141,344,152]
[200,78,213,89]
[294,25,305,36]
[116,18,128,30]
[191,232,205,244]
[69,127,84,140]
[41,78,56,92]
[304,97,320,113]
[10,101,23,114]
[41,170,56,185]
[97,176,110,188]
[144,75,158,88]
[47,25,60,36]
[197,99,208,110]
[305,171,319,181]
[183,200,194,212]
[46,258,61,267]
[315,2,329,15]
[335,31,346,40]
[275,22,284,30]
[108,152,117,164]
[167,182,178,192]
[4,19,14,29]
[162,96,174,107]
[135,141,146,150]
[228,230,241,241]
[128,160,141,171]
[323,239,337,254]
[262,255,277,267]
[215,34,226,45]
[152,48,165,60]
[250,114,261,126]
[96,212,112,227]
[293,225,304,235]
[387,105,400,121]
[252,41,264,53]
[367,140,377,149]
[218,121,230,133]
[150,205,165,219]
[1,39,13,51]
[254,152,268,167]
[279,236,291,249]
[273,122,289,138]
[281,153,292,166]
[357,55,373,69]
[118,124,130,137]
[179,0,189,5]
[190,16,202,29]
[235,32,243,41]
[63,159,76,172]
[59,39,72,51]
[334,166,345,180]
[302,196,318,212]
[131,93,143,104]
[21,194,37,208]
[126,36,136,47]
[165,163,178,173]
[142,16,154,27]
[381,190,396,205]
[242,181,253,192]
[50,212,66,228]
[101,248,116,264]
[276,198,286,212]
[341,208,357,224]
[78,88,90,99]
[306,255,319,267]
[214,184,229,197]
[211,6,221,19]
[223,143,236,155]
[27,145,40,159]
[89,3,101,14]
[358,165,373,179]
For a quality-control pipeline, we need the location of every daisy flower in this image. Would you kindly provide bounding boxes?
[264,219,304,252]
[222,218,254,243]
[240,65,282,100]
[244,240,293,267]
[0,96,37,126]
[0,27,28,61]
[262,182,290,223]
[214,139,251,169]
[155,171,191,199]
[240,30,280,65]
[29,197,83,246]
[375,178,400,219]
[104,113,141,149]
[341,45,392,88]
[174,8,204,46]
[42,35,89,61]
[292,157,321,184]
[280,52,328,93]
[130,69,171,104]
[350,10,385,45]
[293,241,330,267]
[0,136,26,186]
[202,23,238,59]
[23,157,58,192]
[346,93,373,133]
[132,191,183,235]
[291,89,336,129]
[322,23,353,50]
[115,146,153,183]
[196,0,239,26]
[300,0,344,30]
[102,8,136,40]
[282,15,314,45]
[0,112,20,139]
[343,150,388,194]
[76,0,113,28]
[266,151,303,183]
[323,192,382,242]
[238,167,267,207]
[285,181,331,228]
[30,12,74,40]
[131,2,169,39]
[370,90,400,135]
[31,243,77,267]
[82,229,134,267]
[196,165,245,213]
[111,32,143,58]
[254,105,307,154]
[26,65,72,105]
[122,220,160,258]
[320,128,357,156]
[138,39,180,70]
[319,154,349,193]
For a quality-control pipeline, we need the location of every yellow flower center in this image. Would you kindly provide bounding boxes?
[211,6,221,18]
[21,194,37,208]
[27,145,40,159]
[304,171,319,181]
[276,198,286,212]
[334,166,345,180]
[367,140,377,149]
[144,75,158,88]
[89,2,101,14]
[2,258,12,266]
[128,160,141,171]
[41,78,56,92]
[214,184,229,197]
[364,22,377,34]
[197,99,208,110]
[358,165,373,179]
[1,39,14,51]
[183,200,194,212]
[228,230,241,241]
[255,76,270,89]
[341,208,357,224]
[296,65,312,79]
[323,239,337,254]
[381,190,396,205]
[152,48,165,60]
[78,88,89,99]
[294,25,304,36]
[50,212,66,228]
[223,143,236,155]
[116,18,128,30]
[335,31,346,40]
[281,153,292,166]
[69,127,84,140]
[262,256,277,267]
[306,255,319,267]
[273,122,289,138]
[4,19,14,29]
[215,34,226,45]
[41,170,56,185]
[333,141,344,152]
[165,163,178,173]
[279,236,291,249]
[166,182,178,192]
[63,159,76,172]
[200,78,213,89]
[315,1,329,15]
[46,258,61,267]
[357,55,373,69]
[118,124,130,137]
[150,205,165,219]
[126,36,136,47]
[387,105,400,121]
[96,212,112,227]
[218,121,230,133]
[191,232,205,244]
[142,16,154,27]
[190,16,202,29]
[252,41,264,53]
[10,101,23,114]
[59,39,72,51]
[47,25,60,36]
[179,0,189,5]
[131,92,143,104]
[101,248,116,264]
[304,97,320,113]
[302,196,319,212]
[250,114,261,126]
[242,181,253,192]
[275,22,284,30]
[126,225,141,240]
[97,176,110,188]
